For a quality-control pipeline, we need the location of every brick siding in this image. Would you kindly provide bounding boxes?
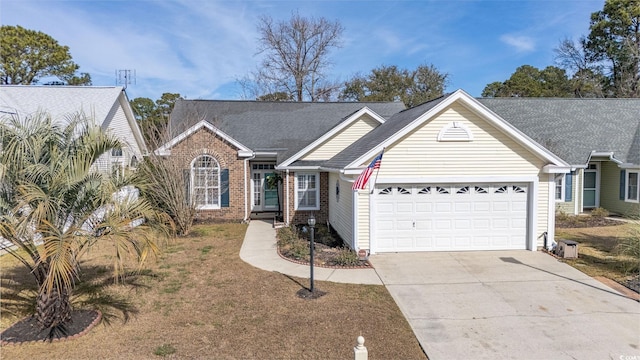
[170,128,248,221]
[286,171,329,226]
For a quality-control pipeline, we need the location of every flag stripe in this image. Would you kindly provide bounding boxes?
[352,150,384,190]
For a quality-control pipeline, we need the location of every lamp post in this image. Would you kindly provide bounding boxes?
[307,214,316,293]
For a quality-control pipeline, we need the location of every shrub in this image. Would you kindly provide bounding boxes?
[277,226,298,247]
[617,226,640,274]
[333,247,361,267]
[591,207,610,219]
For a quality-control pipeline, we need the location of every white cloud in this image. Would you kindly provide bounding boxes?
[500,34,536,53]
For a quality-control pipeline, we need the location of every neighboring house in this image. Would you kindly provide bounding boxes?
[478,98,640,219]
[159,89,638,254]
[0,85,147,173]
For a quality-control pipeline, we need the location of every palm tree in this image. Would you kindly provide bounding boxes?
[0,113,171,336]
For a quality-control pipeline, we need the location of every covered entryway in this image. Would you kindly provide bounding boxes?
[373,183,528,252]
[250,163,279,212]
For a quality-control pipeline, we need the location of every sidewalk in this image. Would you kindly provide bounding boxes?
[239,219,382,285]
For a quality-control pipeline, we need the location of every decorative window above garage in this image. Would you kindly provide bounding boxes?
[437,121,473,142]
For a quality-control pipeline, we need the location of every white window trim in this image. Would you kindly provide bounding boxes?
[626,171,640,203]
[295,172,320,210]
[555,174,565,202]
[191,155,221,210]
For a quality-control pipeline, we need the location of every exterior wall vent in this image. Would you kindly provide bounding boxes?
[437,121,473,142]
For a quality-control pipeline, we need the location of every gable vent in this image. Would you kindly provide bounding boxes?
[437,121,473,142]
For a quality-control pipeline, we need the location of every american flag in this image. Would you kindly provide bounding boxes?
[352,149,384,190]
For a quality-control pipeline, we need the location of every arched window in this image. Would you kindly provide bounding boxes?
[191,155,220,209]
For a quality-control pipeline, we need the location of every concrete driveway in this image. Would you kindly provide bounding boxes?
[369,251,640,360]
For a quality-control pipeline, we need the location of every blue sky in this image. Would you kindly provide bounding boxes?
[2,0,604,101]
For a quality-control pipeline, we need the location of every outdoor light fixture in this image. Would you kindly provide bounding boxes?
[307,213,316,293]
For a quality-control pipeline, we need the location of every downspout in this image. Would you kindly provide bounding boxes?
[243,153,256,223]
[285,169,290,225]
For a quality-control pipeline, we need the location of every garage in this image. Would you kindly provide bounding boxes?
[374,183,529,252]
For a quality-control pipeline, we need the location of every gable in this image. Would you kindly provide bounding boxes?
[377,102,544,178]
[337,90,567,174]
[156,119,251,156]
[301,113,381,161]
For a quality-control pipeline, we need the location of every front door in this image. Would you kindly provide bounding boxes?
[251,163,278,212]
[263,173,279,210]
[583,163,599,208]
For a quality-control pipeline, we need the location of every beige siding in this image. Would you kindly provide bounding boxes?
[328,173,354,248]
[537,175,550,248]
[376,104,543,177]
[302,115,379,160]
[359,103,552,249]
[356,190,370,250]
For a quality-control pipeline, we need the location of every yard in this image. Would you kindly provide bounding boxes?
[0,223,427,359]
[555,217,640,295]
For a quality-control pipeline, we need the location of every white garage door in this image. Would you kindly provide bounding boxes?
[374,184,528,252]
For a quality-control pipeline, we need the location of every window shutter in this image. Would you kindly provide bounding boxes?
[221,169,229,208]
[183,169,191,205]
[565,172,573,202]
[620,169,626,200]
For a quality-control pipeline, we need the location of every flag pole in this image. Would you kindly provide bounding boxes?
[369,147,385,194]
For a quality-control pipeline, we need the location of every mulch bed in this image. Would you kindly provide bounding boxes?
[0,310,101,345]
[278,241,372,268]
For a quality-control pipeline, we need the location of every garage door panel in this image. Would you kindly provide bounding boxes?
[473,202,491,212]
[374,183,528,252]
[492,201,510,212]
[455,202,472,212]
[435,202,452,212]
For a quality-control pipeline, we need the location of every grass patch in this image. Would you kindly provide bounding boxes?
[153,344,176,356]
[1,223,425,359]
[556,222,640,282]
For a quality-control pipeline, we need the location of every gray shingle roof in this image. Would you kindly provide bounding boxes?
[478,98,640,165]
[169,100,406,162]
[323,94,451,169]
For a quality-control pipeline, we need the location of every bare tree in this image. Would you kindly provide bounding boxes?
[252,11,344,102]
[554,38,606,98]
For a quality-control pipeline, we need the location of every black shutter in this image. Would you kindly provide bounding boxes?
[620,169,626,200]
[221,169,229,207]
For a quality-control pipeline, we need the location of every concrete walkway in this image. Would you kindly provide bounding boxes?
[239,219,382,285]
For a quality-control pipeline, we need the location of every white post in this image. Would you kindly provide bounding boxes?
[354,335,368,360]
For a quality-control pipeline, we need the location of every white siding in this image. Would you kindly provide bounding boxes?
[328,173,354,248]
[302,115,379,160]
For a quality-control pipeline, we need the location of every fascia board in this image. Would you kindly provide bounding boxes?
[278,106,386,167]
[119,90,149,155]
[346,89,569,170]
[276,165,321,171]
[457,95,569,167]
[588,151,623,164]
[543,165,572,174]
[345,90,464,170]
[155,119,250,154]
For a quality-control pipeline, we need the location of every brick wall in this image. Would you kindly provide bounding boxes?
[170,128,248,221]
[286,171,329,226]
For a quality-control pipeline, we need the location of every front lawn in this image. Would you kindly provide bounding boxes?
[555,219,639,292]
[0,223,426,359]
